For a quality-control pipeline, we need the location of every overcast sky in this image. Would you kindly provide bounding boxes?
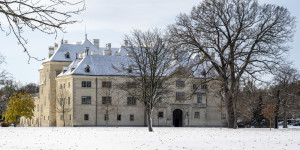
[0,0,299,84]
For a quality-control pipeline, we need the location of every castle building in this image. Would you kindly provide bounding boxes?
[20,36,227,127]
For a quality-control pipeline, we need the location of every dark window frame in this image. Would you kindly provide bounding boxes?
[194,112,200,118]
[102,81,112,88]
[102,96,112,105]
[84,114,89,120]
[117,114,121,121]
[176,92,184,100]
[158,112,164,118]
[197,94,202,103]
[82,96,91,104]
[130,114,134,121]
[127,97,137,105]
[176,81,185,87]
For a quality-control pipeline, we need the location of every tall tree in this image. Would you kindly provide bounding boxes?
[115,29,175,132]
[272,64,300,128]
[0,0,85,61]
[2,91,35,126]
[169,0,296,128]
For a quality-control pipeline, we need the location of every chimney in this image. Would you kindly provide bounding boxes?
[48,46,54,58]
[63,40,68,44]
[124,40,128,46]
[93,39,100,49]
[54,43,58,50]
[103,43,112,56]
[106,43,111,50]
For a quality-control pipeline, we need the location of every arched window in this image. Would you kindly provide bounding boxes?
[65,52,70,58]
[85,65,90,73]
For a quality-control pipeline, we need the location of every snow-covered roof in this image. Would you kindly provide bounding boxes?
[51,38,216,78]
[45,39,129,62]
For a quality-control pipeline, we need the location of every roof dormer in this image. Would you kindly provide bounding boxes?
[65,52,70,58]
[85,65,90,73]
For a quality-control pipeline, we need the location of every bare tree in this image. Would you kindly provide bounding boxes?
[99,82,113,127]
[114,29,175,132]
[169,0,296,128]
[0,0,85,62]
[272,64,300,128]
[0,53,9,83]
[55,88,71,127]
[262,104,276,130]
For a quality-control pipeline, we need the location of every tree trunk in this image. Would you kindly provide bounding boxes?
[283,101,288,128]
[283,115,288,128]
[146,108,153,132]
[269,118,272,130]
[274,90,280,129]
[226,96,235,128]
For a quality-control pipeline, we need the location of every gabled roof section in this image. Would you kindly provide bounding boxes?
[45,39,100,62]
[60,55,133,76]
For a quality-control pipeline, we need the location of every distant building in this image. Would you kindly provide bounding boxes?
[20,36,226,127]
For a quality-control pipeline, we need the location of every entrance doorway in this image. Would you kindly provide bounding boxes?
[173,109,183,127]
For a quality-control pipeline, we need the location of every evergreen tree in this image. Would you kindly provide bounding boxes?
[251,95,264,127]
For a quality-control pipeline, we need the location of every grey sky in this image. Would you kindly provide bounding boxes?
[0,0,299,84]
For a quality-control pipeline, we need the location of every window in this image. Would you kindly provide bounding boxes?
[60,84,62,89]
[41,105,43,112]
[68,97,70,104]
[158,95,162,103]
[194,112,200,118]
[201,83,207,89]
[130,114,134,121]
[102,97,112,105]
[44,116,45,120]
[158,112,164,118]
[63,83,65,88]
[41,87,43,94]
[222,113,226,119]
[82,81,86,87]
[70,114,72,120]
[104,114,109,121]
[84,114,89,120]
[127,97,136,105]
[87,81,91,87]
[102,81,112,88]
[60,115,63,120]
[127,82,137,88]
[59,98,63,105]
[85,65,90,72]
[82,81,91,87]
[197,95,202,103]
[48,116,50,120]
[176,81,185,87]
[37,105,39,112]
[68,82,70,88]
[117,114,121,121]
[82,96,91,104]
[176,92,184,100]
[65,52,70,58]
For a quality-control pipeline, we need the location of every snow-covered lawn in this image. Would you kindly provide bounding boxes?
[0,127,300,150]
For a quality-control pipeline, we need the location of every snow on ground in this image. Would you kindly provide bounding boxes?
[0,127,300,150]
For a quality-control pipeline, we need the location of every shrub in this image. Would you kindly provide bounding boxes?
[1,122,9,127]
